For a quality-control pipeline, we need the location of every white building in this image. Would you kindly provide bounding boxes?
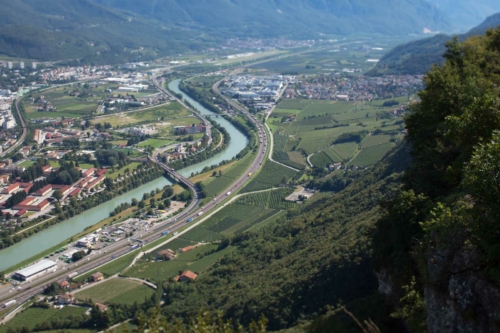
[14,259,57,282]
[32,62,37,70]
[3,117,16,129]
[19,62,24,69]
[7,62,12,69]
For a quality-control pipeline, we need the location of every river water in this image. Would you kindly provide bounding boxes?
[0,79,247,271]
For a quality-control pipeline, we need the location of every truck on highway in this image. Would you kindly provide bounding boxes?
[3,300,16,308]
[68,272,78,279]
[162,230,169,236]
[130,244,139,251]
[248,173,252,177]
[227,191,231,196]
[187,217,194,223]
[197,211,204,217]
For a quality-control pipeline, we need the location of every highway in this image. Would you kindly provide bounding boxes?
[1,99,28,158]
[0,71,269,316]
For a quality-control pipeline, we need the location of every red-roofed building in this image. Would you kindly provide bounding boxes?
[34,185,52,196]
[84,175,105,191]
[173,270,198,282]
[15,209,27,217]
[68,188,80,197]
[82,168,96,178]
[0,175,10,185]
[14,198,50,212]
[52,185,71,196]
[2,183,19,194]
[41,165,52,176]
[96,169,107,177]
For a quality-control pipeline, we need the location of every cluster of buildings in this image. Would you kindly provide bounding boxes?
[292,74,424,101]
[173,124,207,135]
[222,75,292,102]
[36,65,113,83]
[221,38,319,50]
[162,141,202,162]
[33,127,81,146]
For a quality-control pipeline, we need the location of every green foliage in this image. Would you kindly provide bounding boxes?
[241,163,296,193]
[372,28,500,330]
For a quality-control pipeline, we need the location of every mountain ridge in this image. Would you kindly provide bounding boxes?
[368,12,500,75]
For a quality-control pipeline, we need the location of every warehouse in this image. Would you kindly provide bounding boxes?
[14,259,57,282]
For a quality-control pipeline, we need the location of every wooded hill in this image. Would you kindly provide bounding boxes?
[368,12,500,75]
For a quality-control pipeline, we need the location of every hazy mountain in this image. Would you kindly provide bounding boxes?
[426,0,500,31]
[0,0,214,63]
[91,0,451,37]
[368,12,500,75]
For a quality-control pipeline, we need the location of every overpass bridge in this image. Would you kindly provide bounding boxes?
[148,155,198,198]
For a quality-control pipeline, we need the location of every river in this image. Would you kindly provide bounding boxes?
[0,79,248,271]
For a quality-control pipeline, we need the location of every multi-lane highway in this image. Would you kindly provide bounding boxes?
[0,72,269,315]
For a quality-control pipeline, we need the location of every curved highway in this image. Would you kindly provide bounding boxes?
[0,73,269,316]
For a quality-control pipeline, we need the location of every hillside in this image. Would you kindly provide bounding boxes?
[92,0,451,38]
[0,0,214,63]
[368,12,500,75]
[155,146,411,332]
[427,0,500,31]
[373,28,500,332]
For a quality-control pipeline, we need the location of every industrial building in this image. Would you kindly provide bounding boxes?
[14,259,57,282]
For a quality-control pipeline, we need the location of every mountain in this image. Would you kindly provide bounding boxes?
[0,0,214,63]
[426,0,500,32]
[368,12,500,75]
[91,0,451,38]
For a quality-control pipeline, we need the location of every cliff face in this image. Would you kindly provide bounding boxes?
[425,244,500,333]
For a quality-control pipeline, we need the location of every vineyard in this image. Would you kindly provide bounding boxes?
[236,188,295,210]
[242,162,297,193]
[348,142,395,167]
[310,151,335,168]
[331,142,359,160]
[0,307,87,333]
[272,133,305,169]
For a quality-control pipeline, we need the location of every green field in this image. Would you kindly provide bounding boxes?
[331,142,359,160]
[361,134,392,148]
[93,102,191,127]
[348,142,395,167]
[267,97,405,166]
[24,83,118,119]
[0,307,87,333]
[123,245,222,283]
[105,162,142,180]
[310,151,335,168]
[235,189,295,210]
[76,278,154,305]
[137,139,173,149]
[241,162,297,193]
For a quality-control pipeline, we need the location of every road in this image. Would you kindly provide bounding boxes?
[151,77,213,146]
[1,99,28,158]
[0,72,269,317]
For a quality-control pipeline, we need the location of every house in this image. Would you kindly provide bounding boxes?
[2,183,19,194]
[173,270,198,282]
[157,249,176,261]
[34,184,52,196]
[180,246,195,253]
[95,303,108,312]
[41,165,52,176]
[0,174,10,185]
[57,293,74,305]
[91,272,104,282]
[82,168,96,178]
[59,281,70,290]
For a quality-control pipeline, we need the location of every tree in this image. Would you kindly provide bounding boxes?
[138,201,145,209]
[72,251,86,261]
[52,190,63,201]
[131,198,139,206]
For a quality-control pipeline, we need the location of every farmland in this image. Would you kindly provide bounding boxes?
[137,139,173,149]
[0,307,87,333]
[92,102,191,128]
[76,278,155,305]
[267,97,406,168]
[241,162,297,193]
[122,244,224,283]
[23,83,118,119]
[348,142,395,167]
[235,188,295,210]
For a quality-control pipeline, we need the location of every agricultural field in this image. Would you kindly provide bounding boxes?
[123,244,222,283]
[92,102,191,128]
[248,45,387,74]
[272,133,306,169]
[235,188,295,210]
[0,306,87,333]
[23,83,118,119]
[348,142,395,167]
[331,142,359,161]
[361,134,393,148]
[137,139,173,149]
[241,162,297,193]
[310,151,335,168]
[76,278,154,305]
[267,96,406,166]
